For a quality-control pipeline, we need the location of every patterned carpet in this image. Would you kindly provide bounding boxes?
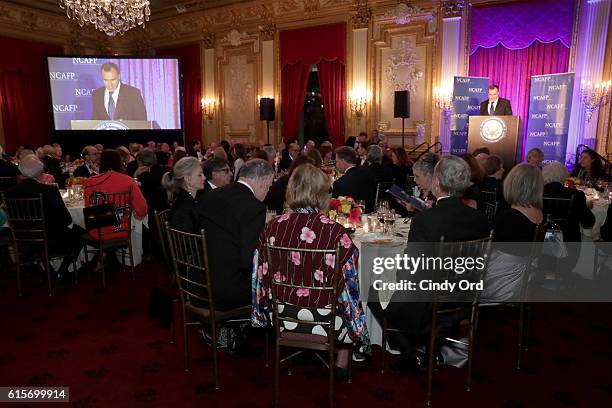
[1,260,611,408]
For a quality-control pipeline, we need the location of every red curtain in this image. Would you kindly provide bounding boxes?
[280,63,310,143]
[469,40,570,133]
[280,24,346,68]
[317,60,345,147]
[280,23,346,144]
[0,36,62,152]
[156,44,201,146]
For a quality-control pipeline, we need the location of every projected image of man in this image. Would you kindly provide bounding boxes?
[91,62,147,121]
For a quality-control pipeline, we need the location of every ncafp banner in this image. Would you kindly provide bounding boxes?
[450,76,490,155]
[524,73,575,164]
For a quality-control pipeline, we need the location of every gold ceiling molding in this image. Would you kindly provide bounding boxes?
[0,1,71,44]
[352,0,372,29]
[145,0,435,48]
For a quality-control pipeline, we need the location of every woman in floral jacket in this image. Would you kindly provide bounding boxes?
[252,163,370,375]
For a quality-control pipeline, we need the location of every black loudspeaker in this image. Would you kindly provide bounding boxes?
[393,90,410,118]
[259,98,275,121]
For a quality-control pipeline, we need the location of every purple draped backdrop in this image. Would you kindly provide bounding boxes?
[469,0,574,147]
[470,0,574,54]
[469,41,571,136]
[113,59,181,129]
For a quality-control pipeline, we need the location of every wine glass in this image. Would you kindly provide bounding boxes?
[383,211,396,235]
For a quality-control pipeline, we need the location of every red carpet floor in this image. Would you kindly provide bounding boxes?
[1,261,611,408]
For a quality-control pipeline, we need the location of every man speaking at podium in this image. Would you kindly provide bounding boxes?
[479,84,513,116]
[91,62,147,121]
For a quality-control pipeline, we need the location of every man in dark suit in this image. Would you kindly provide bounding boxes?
[73,145,100,178]
[201,157,232,193]
[365,145,394,183]
[479,84,513,116]
[279,142,300,172]
[370,156,491,374]
[332,146,377,213]
[197,159,274,310]
[91,62,147,122]
[5,155,82,274]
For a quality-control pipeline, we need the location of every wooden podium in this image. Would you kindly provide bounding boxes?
[70,120,154,130]
[468,115,522,172]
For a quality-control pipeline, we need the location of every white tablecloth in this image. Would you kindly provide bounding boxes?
[573,200,608,279]
[352,223,409,347]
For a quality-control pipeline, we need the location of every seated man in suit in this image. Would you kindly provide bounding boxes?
[201,157,232,194]
[369,155,491,374]
[479,84,513,116]
[279,142,300,172]
[332,146,377,213]
[197,159,274,310]
[91,62,147,122]
[5,155,82,277]
[365,145,394,183]
[73,145,100,178]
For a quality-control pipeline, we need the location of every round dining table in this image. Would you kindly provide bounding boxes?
[59,197,148,269]
[351,219,410,348]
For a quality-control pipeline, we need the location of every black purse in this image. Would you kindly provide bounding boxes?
[83,204,117,230]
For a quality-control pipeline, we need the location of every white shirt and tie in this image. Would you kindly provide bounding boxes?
[104,82,121,118]
[488,98,498,116]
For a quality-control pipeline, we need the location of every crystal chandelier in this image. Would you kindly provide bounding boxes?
[59,0,151,37]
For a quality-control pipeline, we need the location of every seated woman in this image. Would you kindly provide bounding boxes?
[264,155,313,215]
[571,149,606,186]
[460,154,485,210]
[390,147,413,189]
[396,152,438,214]
[83,150,147,241]
[253,163,370,376]
[162,156,205,234]
[543,161,595,274]
[481,154,505,206]
[482,163,544,303]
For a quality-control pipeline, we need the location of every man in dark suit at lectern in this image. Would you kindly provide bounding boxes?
[91,62,147,121]
[479,84,513,116]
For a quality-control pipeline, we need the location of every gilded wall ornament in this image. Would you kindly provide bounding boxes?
[386,40,423,93]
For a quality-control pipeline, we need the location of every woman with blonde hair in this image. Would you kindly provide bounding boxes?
[483,163,544,302]
[253,164,370,378]
[162,156,204,233]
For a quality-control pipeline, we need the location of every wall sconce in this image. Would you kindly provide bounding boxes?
[201,98,216,121]
[433,87,453,123]
[580,80,611,123]
[349,88,370,118]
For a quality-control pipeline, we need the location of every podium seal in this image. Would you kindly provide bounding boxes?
[479,117,507,143]
[95,121,129,130]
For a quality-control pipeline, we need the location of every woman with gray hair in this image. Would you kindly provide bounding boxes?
[543,161,594,243]
[162,156,204,233]
[397,152,439,212]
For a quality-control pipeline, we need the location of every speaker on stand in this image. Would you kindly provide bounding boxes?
[259,97,275,144]
[394,90,411,148]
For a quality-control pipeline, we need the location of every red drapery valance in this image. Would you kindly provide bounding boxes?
[0,36,62,152]
[280,23,346,68]
[156,44,201,146]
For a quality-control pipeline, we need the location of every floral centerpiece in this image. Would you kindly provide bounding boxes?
[564,177,582,189]
[67,177,87,187]
[329,196,362,224]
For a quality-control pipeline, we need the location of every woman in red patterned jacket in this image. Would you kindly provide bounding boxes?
[84,150,147,240]
[252,164,370,377]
